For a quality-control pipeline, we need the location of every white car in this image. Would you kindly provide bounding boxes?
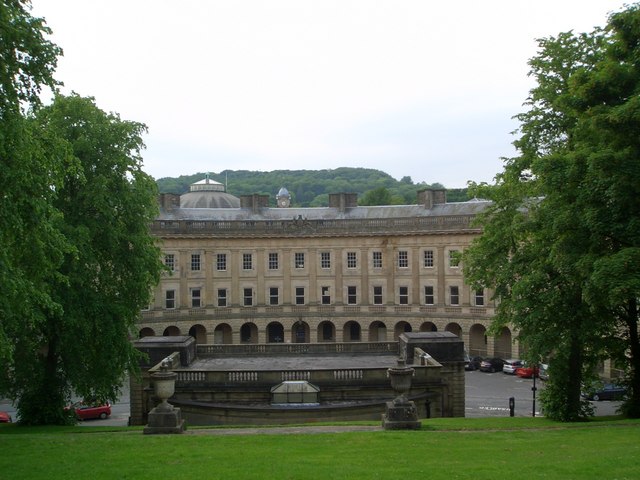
[539,363,549,381]
[502,359,524,374]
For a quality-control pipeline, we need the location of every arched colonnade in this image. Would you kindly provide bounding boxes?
[139,320,518,358]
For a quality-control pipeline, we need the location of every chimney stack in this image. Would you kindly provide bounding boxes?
[417,189,446,209]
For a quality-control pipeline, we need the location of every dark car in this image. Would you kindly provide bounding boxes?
[583,383,627,401]
[465,355,483,371]
[479,357,505,373]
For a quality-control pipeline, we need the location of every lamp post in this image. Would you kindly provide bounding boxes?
[532,364,537,417]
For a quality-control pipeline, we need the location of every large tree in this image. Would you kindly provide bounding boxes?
[0,2,164,424]
[0,0,68,394]
[567,5,640,417]
[11,94,165,425]
[464,4,640,420]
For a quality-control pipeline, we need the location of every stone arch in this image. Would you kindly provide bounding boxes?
[267,321,285,343]
[213,323,232,344]
[368,321,387,341]
[445,322,462,337]
[494,326,512,359]
[393,321,412,340]
[139,327,155,338]
[291,320,310,343]
[420,321,438,332]
[317,321,335,342]
[163,325,180,336]
[188,324,207,344]
[468,323,487,356]
[343,321,361,342]
[240,322,258,343]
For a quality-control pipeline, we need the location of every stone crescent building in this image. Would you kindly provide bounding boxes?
[138,176,521,361]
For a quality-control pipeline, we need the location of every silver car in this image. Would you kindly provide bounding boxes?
[502,359,524,374]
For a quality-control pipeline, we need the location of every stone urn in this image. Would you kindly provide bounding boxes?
[153,360,177,412]
[387,358,414,405]
[382,358,420,430]
[143,358,186,434]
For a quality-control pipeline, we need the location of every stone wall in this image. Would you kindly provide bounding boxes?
[130,337,464,426]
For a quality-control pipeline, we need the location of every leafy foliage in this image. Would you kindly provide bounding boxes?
[359,187,396,206]
[19,94,165,425]
[0,0,68,405]
[0,3,164,425]
[156,168,468,206]
[464,4,640,420]
[0,0,61,114]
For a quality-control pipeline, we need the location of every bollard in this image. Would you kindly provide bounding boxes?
[509,397,515,417]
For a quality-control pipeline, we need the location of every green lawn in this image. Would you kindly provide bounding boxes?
[1,417,639,480]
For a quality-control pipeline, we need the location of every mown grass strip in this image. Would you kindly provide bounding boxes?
[1,417,638,480]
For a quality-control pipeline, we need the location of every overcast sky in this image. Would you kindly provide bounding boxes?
[32,1,624,188]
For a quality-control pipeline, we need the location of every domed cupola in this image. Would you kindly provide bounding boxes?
[276,187,291,208]
[179,174,241,208]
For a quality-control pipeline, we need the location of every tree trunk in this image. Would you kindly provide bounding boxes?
[624,297,640,418]
[566,330,584,421]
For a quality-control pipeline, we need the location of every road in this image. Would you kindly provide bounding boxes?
[1,370,623,425]
[0,380,131,427]
[465,369,622,417]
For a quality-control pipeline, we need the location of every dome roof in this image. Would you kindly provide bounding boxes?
[277,187,290,197]
[180,191,240,208]
[190,177,225,191]
[179,176,240,208]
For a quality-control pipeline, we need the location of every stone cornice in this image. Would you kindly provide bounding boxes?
[151,214,481,238]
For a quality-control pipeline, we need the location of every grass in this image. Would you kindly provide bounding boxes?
[1,417,639,480]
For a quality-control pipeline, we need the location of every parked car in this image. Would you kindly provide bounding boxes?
[479,357,505,373]
[0,411,12,423]
[502,359,524,374]
[583,383,627,401]
[68,402,111,420]
[538,364,549,381]
[464,353,483,371]
[515,363,540,379]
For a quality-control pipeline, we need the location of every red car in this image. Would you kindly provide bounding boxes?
[70,402,111,420]
[0,411,12,423]
[516,365,540,378]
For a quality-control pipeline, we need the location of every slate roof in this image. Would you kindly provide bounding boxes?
[158,199,490,221]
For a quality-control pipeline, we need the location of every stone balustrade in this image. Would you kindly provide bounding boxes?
[173,362,436,390]
[196,341,398,357]
[151,215,480,238]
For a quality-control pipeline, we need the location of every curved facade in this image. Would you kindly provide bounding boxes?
[140,188,520,360]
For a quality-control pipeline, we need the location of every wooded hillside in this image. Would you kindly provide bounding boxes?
[156,168,469,206]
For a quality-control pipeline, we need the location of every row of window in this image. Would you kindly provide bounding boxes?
[164,249,461,273]
[164,285,484,309]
